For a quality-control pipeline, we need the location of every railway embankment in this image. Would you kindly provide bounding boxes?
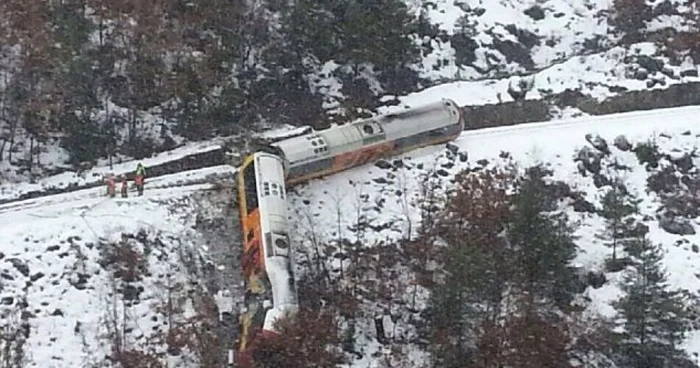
[4,81,700,206]
[460,81,700,130]
[0,147,228,206]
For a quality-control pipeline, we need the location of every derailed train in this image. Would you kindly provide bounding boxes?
[235,99,464,366]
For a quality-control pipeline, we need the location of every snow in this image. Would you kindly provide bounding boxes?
[0,166,233,367]
[1,99,699,367]
[379,42,700,113]
[1,0,700,365]
[287,105,700,366]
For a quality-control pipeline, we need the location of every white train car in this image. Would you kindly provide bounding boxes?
[236,151,298,367]
[269,99,464,185]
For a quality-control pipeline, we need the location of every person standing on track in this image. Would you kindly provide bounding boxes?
[106,174,116,198]
[120,175,128,198]
[135,162,147,196]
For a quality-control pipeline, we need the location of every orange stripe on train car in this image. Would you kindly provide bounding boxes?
[288,132,459,186]
[332,141,396,172]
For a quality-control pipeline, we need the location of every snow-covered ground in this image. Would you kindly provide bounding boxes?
[379,40,700,111]
[0,166,237,367]
[1,102,699,367]
[287,105,700,366]
[0,142,224,203]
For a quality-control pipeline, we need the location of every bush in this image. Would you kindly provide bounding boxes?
[633,140,662,169]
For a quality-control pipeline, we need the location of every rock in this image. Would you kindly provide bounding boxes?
[575,146,603,175]
[446,143,459,154]
[647,167,679,193]
[661,65,677,79]
[476,159,489,167]
[437,169,450,177]
[659,216,696,235]
[1,297,13,305]
[30,272,44,282]
[8,259,29,277]
[375,160,392,170]
[587,271,607,289]
[585,133,611,154]
[636,55,664,74]
[693,244,699,253]
[392,159,404,169]
[668,152,694,173]
[372,177,389,184]
[592,174,611,188]
[680,69,698,78]
[634,67,649,80]
[46,245,60,252]
[576,161,587,176]
[524,5,545,20]
[613,135,632,151]
[458,151,469,162]
[51,309,64,317]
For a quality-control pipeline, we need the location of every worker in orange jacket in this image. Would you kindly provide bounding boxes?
[106,174,116,198]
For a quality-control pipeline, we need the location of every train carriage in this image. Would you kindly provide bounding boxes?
[236,152,299,367]
[270,99,464,185]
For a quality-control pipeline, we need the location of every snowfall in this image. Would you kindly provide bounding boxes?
[1,0,700,366]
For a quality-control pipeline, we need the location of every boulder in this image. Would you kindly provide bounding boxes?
[613,135,632,151]
[585,133,611,155]
[575,146,603,175]
[659,216,696,235]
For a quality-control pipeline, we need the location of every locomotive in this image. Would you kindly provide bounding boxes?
[268,98,464,185]
[236,151,298,367]
[235,99,464,366]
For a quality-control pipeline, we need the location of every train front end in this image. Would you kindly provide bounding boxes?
[235,152,299,367]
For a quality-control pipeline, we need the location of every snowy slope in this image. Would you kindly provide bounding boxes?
[286,105,700,367]
[1,105,699,367]
[0,166,238,367]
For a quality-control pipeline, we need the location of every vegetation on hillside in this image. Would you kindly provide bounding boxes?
[0,0,428,168]
[264,163,697,368]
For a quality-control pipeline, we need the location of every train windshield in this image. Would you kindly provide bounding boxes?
[243,162,259,214]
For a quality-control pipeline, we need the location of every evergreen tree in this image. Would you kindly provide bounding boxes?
[613,237,694,368]
[599,179,642,263]
[507,166,578,307]
[426,244,498,368]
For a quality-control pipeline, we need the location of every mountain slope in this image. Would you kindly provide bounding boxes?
[287,105,700,366]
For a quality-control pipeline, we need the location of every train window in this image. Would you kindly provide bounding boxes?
[275,238,288,249]
[243,162,259,213]
[363,124,374,134]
